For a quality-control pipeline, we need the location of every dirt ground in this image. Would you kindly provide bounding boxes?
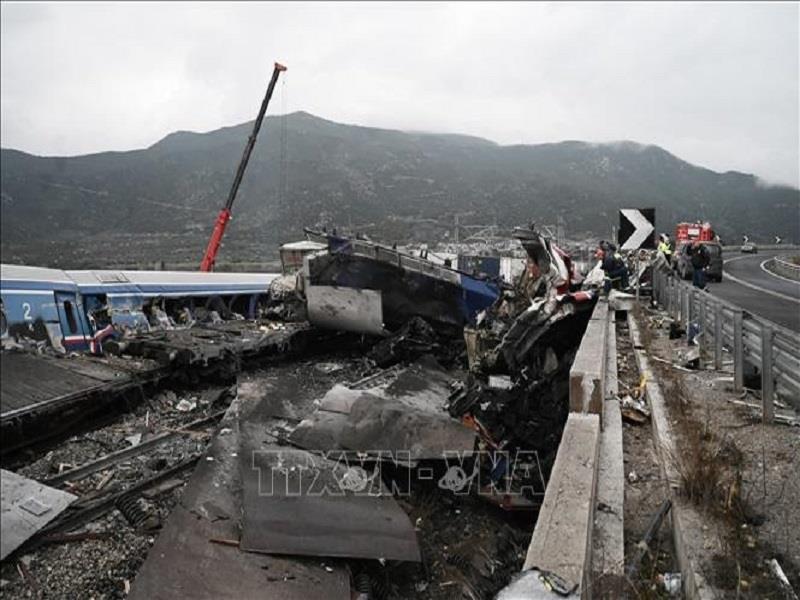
[635,304,800,598]
[617,315,681,599]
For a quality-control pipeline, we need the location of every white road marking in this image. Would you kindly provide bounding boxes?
[722,255,800,304]
[759,258,800,285]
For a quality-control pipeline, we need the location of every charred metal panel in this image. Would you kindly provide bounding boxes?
[239,425,420,562]
[341,395,476,458]
[306,285,385,336]
[308,252,491,329]
[129,395,350,600]
[289,362,475,461]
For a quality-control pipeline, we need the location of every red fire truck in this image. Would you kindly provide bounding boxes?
[675,222,715,242]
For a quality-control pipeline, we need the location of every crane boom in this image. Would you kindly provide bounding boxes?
[200,62,287,272]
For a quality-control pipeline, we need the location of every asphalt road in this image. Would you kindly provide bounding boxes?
[705,251,800,332]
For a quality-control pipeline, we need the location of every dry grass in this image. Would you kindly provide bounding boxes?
[635,318,743,517]
[670,417,744,517]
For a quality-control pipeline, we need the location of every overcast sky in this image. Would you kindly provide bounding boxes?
[1,2,798,186]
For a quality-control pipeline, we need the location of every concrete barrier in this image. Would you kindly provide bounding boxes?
[512,299,619,599]
[591,311,625,597]
[523,412,601,598]
[569,299,609,418]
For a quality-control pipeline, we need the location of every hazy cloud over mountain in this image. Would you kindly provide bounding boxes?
[1,2,798,186]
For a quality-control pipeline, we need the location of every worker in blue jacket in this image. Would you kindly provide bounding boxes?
[596,246,628,293]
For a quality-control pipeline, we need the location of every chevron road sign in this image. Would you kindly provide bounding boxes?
[618,208,655,250]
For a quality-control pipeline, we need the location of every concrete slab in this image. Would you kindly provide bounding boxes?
[523,413,601,596]
[1,469,77,560]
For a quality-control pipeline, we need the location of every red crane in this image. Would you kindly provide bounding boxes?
[200,62,287,272]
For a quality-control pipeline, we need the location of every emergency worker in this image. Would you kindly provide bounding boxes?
[658,234,673,260]
[596,246,629,293]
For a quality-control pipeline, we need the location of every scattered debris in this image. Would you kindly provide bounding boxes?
[115,496,160,531]
[657,572,682,596]
[488,375,513,390]
[367,316,446,368]
[679,347,701,369]
[0,470,77,560]
[668,322,685,339]
[314,362,344,374]
[625,499,672,580]
[174,399,197,412]
[767,558,799,600]
[620,394,650,424]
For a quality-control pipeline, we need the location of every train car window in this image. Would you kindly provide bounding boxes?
[0,308,7,337]
[63,300,78,334]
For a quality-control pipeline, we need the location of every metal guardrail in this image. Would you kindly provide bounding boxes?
[769,256,800,281]
[651,266,800,417]
[720,244,800,252]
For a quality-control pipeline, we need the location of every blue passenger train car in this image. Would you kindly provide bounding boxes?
[0,264,279,353]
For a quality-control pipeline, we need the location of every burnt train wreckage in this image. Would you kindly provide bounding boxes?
[0,226,598,598]
[1,64,599,598]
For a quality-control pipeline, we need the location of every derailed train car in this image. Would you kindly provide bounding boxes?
[0,264,278,353]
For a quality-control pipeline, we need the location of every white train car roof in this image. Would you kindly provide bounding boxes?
[65,269,280,297]
[1,264,78,292]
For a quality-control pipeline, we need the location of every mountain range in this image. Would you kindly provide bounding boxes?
[2,111,798,267]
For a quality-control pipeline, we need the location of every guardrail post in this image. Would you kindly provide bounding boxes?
[666,276,672,315]
[672,279,679,320]
[654,269,661,304]
[681,286,690,330]
[761,323,775,423]
[699,292,707,353]
[713,301,723,370]
[671,278,677,317]
[733,310,744,392]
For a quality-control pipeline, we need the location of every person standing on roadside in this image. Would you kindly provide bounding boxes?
[688,240,710,289]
